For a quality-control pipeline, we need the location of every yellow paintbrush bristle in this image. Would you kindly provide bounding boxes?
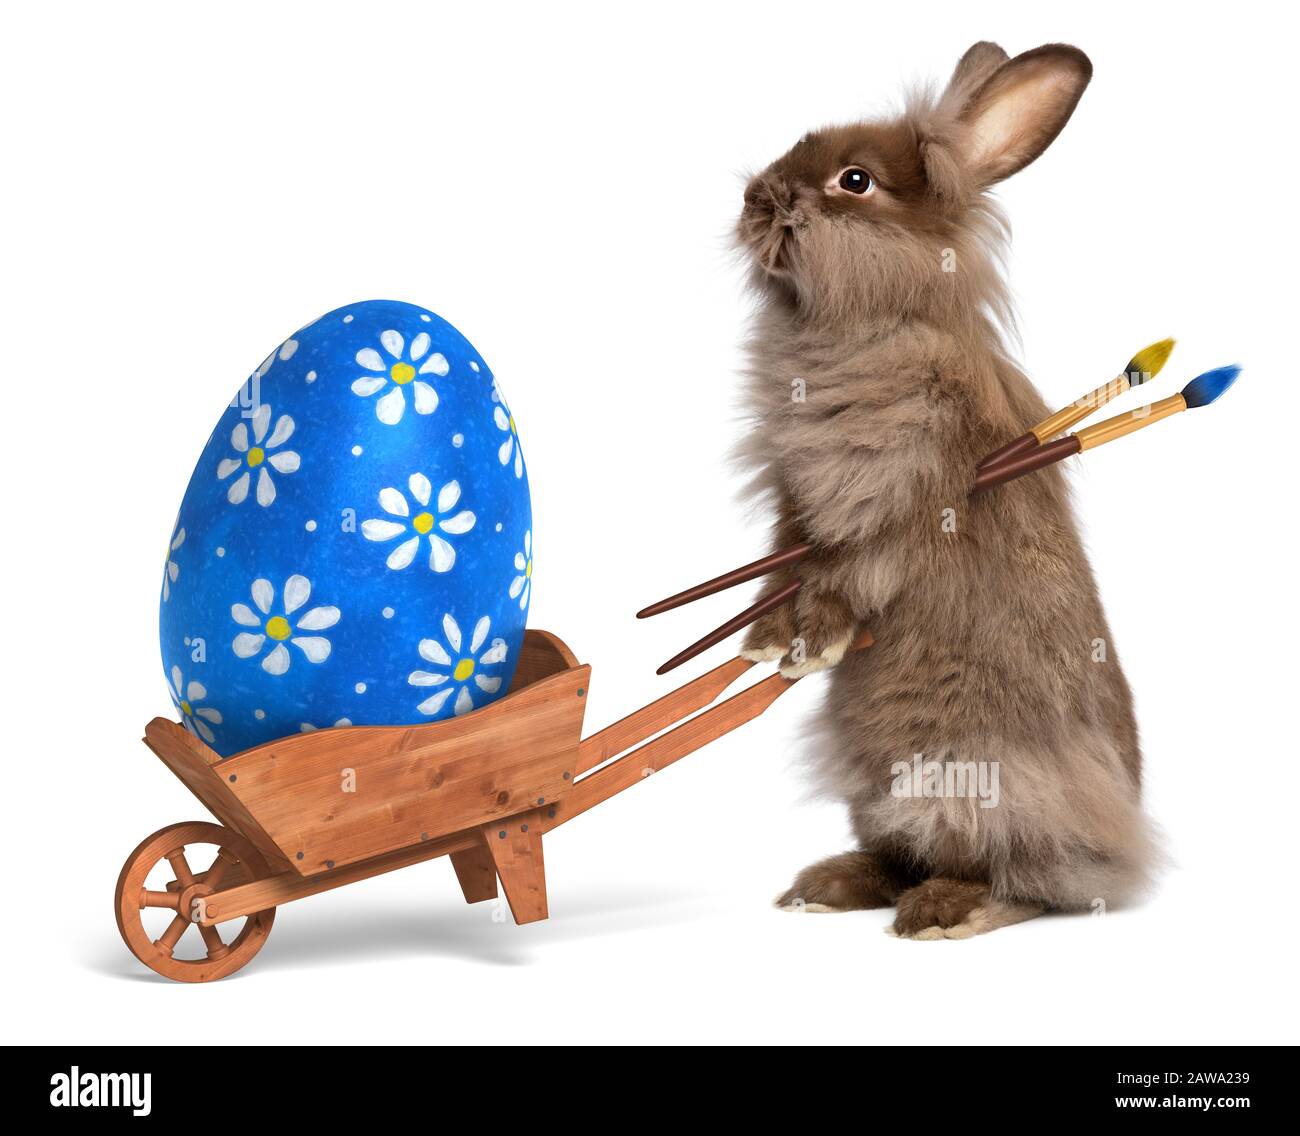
[1125,337,1175,384]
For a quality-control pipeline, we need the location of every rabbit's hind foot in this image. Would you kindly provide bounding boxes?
[888,878,1041,940]
[775,850,915,912]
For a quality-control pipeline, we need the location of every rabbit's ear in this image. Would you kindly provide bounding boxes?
[957,44,1092,186]
[940,41,1009,113]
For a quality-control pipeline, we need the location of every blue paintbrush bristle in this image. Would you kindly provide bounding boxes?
[1181,365,1242,409]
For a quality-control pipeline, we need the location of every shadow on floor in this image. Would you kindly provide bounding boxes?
[85,878,718,983]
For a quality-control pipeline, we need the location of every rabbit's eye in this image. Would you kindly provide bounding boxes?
[838,168,874,194]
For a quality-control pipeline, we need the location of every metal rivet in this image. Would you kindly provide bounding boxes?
[577,688,585,697]
[421,832,429,841]
[296,851,304,860]
[521,824,529,833]
[228,774,237,782]
[498,830,507,839]
[563,771,571,779]
[326,860,335,869]
[536,797,545,805]
[547,808,556,819]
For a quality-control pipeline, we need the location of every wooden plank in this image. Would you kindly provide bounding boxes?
[142,719,293,871]
[220,665,590,876]
[546,672,799,833]
[548,633,874,833]
[575,655,752,775]
[508,629,580,692]
[198,828,480,924]
[483,808,548,924]
[450,841,499,903]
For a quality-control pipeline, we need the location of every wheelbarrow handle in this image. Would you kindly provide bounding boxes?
[549,631,873,833]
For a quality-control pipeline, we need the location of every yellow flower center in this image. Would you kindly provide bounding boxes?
[246,446,265,467]
[453,658,475,682]
[180,700,193,716]
[525,558,533,579]
[266,615,292,641]
[391,362,416,385]
[412,511,435,535]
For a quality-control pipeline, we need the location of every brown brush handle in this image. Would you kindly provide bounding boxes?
[971,435,1080,494]
[637,542,812,619]
[976,431,1038,472]
[656,578,802,675]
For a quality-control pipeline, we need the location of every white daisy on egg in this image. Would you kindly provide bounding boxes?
[408,614,508,717]
[509,530,533,610]
[254,336,300,379]
[167,666,223,745]
[351,329,447,425]
[361,474,476,572]
[300,718,353,732]
[162,522,185,602]
[231,574,340,675]
[493,403,524,478]
[217,403,300,506]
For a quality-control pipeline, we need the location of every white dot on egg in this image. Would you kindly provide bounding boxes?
[183,637,191,646]
[495,522,503,532]
[469,361,480,373]
[343,314,354,323]
[351,444,363,456]
[254,709,266,720]
[420,313,431,322]
[451,433,464,447]
[216,547,226,557]
[355,682,367,694]
[306,370,317,383]
[382,606,395,619]
[305,519,317,532]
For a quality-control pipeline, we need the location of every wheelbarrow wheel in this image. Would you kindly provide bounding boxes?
[115,821,277,982]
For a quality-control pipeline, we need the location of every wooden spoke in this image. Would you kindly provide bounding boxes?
[197,923,229,960]
[140,889,180,910]
[202,850,236,893]
[153,914,190,956]
[165,848,195,889]
[115,822,278,983]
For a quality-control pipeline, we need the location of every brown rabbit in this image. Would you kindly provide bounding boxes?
[735,42,1155,938]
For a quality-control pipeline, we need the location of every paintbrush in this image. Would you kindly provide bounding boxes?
[971,365,1241,495]
[653,578,802,675]
[642,338,1177,623]
[637,542,812,619]
[978,338,1176,472]
[643,353,1227,675]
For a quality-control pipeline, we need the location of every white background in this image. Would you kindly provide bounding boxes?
[2,1,1295,1046]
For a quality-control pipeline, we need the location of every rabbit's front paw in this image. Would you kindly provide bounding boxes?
[778,630,856,678]
[777,586,859,678]
[739,602,796,663]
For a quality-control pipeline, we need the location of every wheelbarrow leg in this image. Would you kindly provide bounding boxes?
[450,841,499,904]
[481,808,548,924]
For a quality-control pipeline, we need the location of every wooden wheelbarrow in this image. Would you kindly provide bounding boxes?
[116,629,872,981]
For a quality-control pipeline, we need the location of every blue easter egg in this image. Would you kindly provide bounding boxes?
[159,300,532,757]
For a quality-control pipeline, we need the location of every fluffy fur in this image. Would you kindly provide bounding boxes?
[735,43,1155,937]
